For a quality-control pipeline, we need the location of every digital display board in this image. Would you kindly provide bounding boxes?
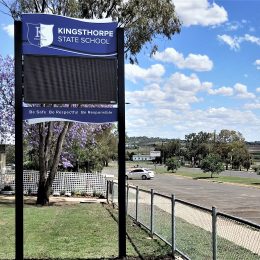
[23,55,117,104]
[22,14,118,104]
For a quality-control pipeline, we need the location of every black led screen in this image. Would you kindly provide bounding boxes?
[23,55,118,104]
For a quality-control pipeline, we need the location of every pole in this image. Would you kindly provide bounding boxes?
[135,186,139,222]
[15,20,24,260]
[117,27,126,258]
[171,194,176,257]
[150,189,154,236]
[212,206,217,260]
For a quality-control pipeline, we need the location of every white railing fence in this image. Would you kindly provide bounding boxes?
[0,171,107,196]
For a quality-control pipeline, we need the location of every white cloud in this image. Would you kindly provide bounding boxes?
[165,72,211,93]
[126,83,166,106]
[217,34,240,50]
[233,83,255,99]
[125,64,165,84]
[173,0,228,27]
[244,103,260,110]
[126,105,260,141]
[256,88,260,92]
[225,21,242,31]
[184,54,213,71]
[218,33,260,50]
[162,72,212,109]
[153,48,183,65]
[3,24,14,37]
[208,83,255,99]
[208,86,233,96]
[126,71,213,110]
[153,48,213,72]
[254,60,260,70]
[243,34,260,45]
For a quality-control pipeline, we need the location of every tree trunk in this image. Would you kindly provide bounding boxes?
[36,121,72,205]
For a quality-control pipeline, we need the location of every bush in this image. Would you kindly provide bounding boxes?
[252,165,260,173]
[2,185,13,191]
[165,157,181,172]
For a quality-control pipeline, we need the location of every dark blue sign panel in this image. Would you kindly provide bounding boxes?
[23,107,118,124]
[22,14,118,57]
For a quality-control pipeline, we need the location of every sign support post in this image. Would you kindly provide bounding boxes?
[14,20,24,260]
[117,27,126,258]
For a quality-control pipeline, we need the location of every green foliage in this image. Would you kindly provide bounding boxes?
[243,159,251,171]
[2,185,13,191]
[252,165,260,174]
[200,154,224,178]
[5,145,15,165]
[184,131,213,166]
[126,151,135,161]
[165,157,181,172]
[69,126,117,173]
[230,141,251,170]
[23,160,37,170]
[159,139,182,164]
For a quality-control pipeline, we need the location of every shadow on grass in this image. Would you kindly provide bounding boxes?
[193,176,215,180]
[252,183,260,185]
[24,257,174,260]
[102,203,173,260]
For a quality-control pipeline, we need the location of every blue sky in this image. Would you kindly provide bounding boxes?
[1,0,260,141]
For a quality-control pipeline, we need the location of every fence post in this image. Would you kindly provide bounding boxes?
[126,183,129,214]
[136,186,139,222]
[212,206,217,260]
[172,194,176,257]
[150,189,154,236]
[111,180,114,206]
[106,180,109,204]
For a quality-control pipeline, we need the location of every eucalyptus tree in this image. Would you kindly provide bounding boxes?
[0,0,181,205]
[214,129,248,170]
[184,131,213,166]
[200,153,224,178]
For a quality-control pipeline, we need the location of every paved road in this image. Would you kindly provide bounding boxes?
[127,174,260,224]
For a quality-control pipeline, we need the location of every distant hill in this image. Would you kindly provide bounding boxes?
[126,136,176,146]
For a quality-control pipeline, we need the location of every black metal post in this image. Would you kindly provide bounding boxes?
[150,189,154,236]
[212,206,217,260]
[117,27,126,258]
[14,20,24,260]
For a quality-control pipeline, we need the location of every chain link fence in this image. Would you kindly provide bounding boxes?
[107,181,260,260]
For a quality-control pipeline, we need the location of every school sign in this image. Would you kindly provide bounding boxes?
[22,14,118,57]
[15,14,126,258]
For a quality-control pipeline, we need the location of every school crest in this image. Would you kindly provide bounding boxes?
[27,23,54,48]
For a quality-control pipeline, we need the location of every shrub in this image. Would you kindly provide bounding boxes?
[2,185,13,191]
[165,157,181,172]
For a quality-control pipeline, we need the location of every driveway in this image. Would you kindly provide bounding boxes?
[127,174,260,224]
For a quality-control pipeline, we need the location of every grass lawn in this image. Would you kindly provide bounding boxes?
[151,205,259,260]
[174,169,260,187]
[0,199,171,259]
[152,166,260,187]
[128,202,259,259]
